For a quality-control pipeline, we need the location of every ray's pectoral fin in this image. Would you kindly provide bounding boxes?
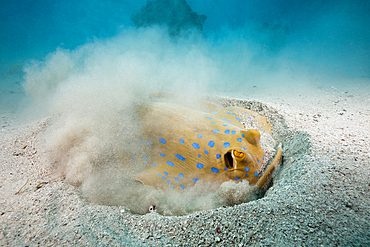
[256,143,283,189]
[149,92,174,100]
[136,169,158,187]
[136,178,145,185]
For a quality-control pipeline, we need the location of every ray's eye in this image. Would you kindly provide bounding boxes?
[233,150,245,159]
[224,150,247,169]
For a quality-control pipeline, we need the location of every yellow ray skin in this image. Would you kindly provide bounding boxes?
[135,98,282,191]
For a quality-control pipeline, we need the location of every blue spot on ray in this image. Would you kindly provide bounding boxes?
[208,141,215,148]
[180,184,186,189]
[175,177,179,181]
[159,138,166,144]
[198,154,201,158]
[160,153,166,157]
[175,154,185,161]
[231,130,236,135]
[147,140,153,146]
[234,177,240,181]
[179,139,184,144]
[254,171,259,177]
[204,149,209,155]
[179,173,184,178]
[167,180,171,184]
[193,178,199,183]
[245,167,250,172]
[211,121,216,124]
[166,161,175,167]
[213,129,220,133]
[164,171,169,176]
[192,143,200,149]
[211,167,220,173]
[206,117,212,120]
[236,117,241,121]
[216,154,221,159]
[142,155,148,160]
[223,142,230,148]
[241,147,246,151]
[197,134,203,138]
[162,176,166,180]
[237,138,242,142]
[151,164,157,167]
[224,129,230,134]
[196,163,204,169]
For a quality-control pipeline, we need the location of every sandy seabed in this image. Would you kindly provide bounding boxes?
[1,77,370,246]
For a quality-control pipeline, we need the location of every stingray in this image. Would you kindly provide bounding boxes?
[130,94,283,192]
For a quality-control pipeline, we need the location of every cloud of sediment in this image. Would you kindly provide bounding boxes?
[20,0,370,215]
[23,27,261,215]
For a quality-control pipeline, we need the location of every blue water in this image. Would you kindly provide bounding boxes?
[0,0,369,115]
[0,1,142,67]
[1,0,369,75]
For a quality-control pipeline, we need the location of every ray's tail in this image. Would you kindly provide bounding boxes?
[256,143,283,189]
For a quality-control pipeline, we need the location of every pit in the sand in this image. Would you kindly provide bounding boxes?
[45,97,309,216]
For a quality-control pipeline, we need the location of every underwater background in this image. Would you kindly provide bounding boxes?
[1,2,370,244]
[1,0,369,79]
[0,0,370,216]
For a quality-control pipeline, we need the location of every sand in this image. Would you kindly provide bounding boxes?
[1,76,370,246]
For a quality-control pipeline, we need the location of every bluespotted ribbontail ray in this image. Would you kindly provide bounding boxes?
[133,94,282,191]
